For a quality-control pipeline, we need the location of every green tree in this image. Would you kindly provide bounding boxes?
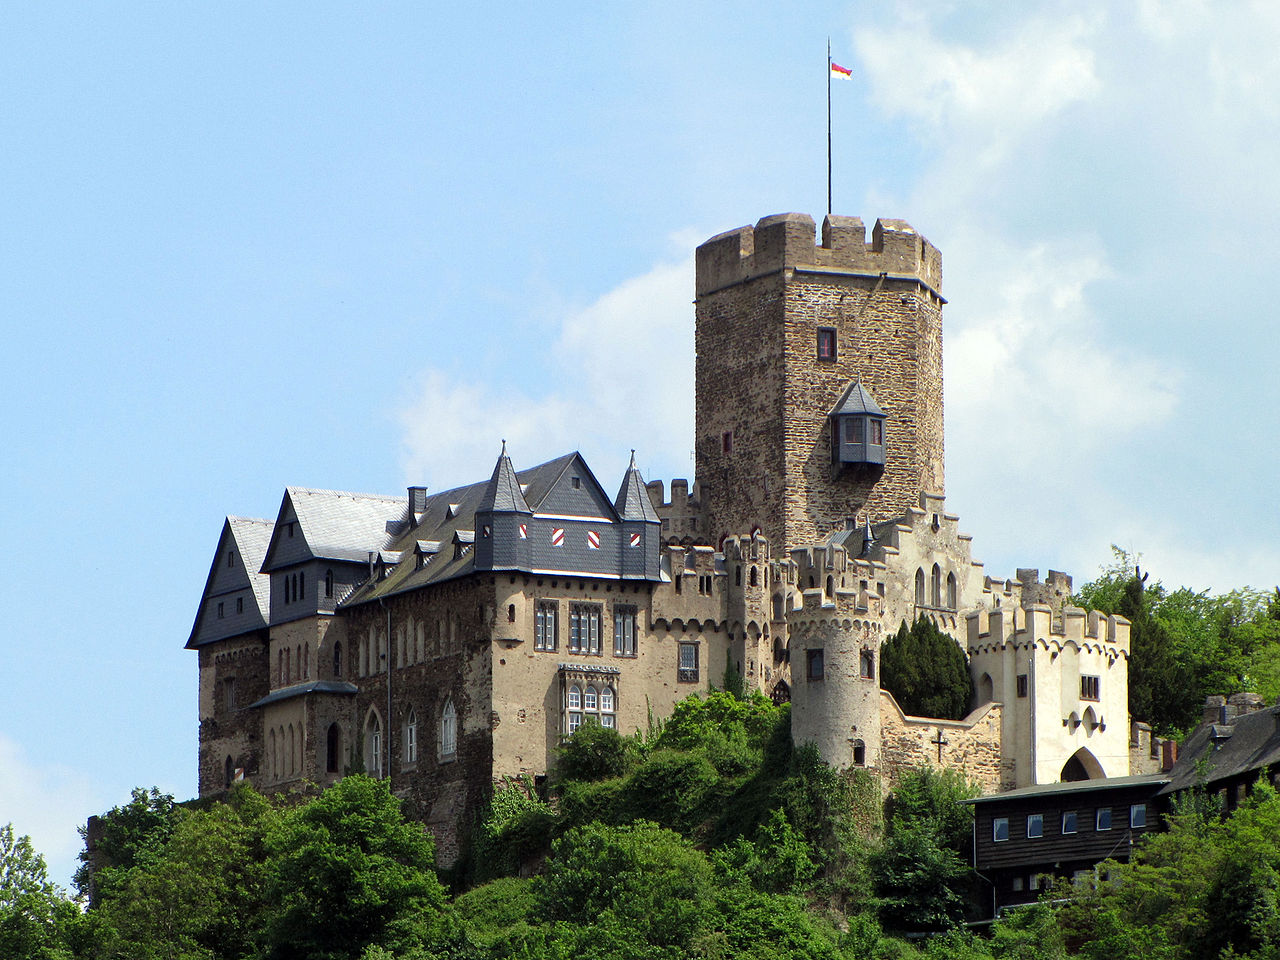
[76,787,181,904]
[92,784,278,960]
[873,769,978,935]
[263,775,447,960]
[881,616,975,720]
[0,824,74,960]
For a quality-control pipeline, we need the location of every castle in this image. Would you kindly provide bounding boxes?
[186,212,1164,862]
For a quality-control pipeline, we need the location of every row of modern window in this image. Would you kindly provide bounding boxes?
[992,803,1147,842]
[534,602,639,657]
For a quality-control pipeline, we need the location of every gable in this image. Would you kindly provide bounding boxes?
[186,517,272,648]
[529,453,618,521]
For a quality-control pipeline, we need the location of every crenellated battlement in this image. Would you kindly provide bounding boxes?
[966,604,1131,653]
[695,212,942,297]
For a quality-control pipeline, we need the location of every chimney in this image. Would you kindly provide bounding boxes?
[408,486,428,528]
[1203,695,1226,724]
[1161,739,1178,772]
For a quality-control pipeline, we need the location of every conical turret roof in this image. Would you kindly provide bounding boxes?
[614,450,660,523]
[478,442,532,514]
[830,380,885,417]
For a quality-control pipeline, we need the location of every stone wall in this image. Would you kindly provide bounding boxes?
[878,692,1011,792]
[196,633,269,796]
[694,213,944,556]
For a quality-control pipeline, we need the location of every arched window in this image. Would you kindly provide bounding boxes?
[931,564,942,607]
[298,571,304,600]
[947,572,957,610]
[508,604,516,623]
[303,642,310,679]
[860,649,875,680]
[288,724,296,776]
[268,728,277,780]
[364,711,383,778]
[915,568,926,604]
[852,739,866,766]
[404,709,418,763]
[584,686,598,711]
[224,755,234,789]
[326,723,341,773]
[440,699,457,759]
[296,644,302,680]
[566,685,582,734]
[749,566,758,587]
[325,568,334,599]
[333,641,342,678]
[735,566,742,586]
[826,575,834,597]
[601,686,616,728]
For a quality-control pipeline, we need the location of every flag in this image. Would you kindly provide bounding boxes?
[586,530,600,549]
[830,61,852,80]
[551,528,564,547]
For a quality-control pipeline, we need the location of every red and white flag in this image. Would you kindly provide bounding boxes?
[586,530,600,550]
[830,61,852,80]
[551,528,564,547]
[518,523,527,539]
[629,532,641,548]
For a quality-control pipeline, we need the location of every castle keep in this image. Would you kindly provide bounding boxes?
[187,213,1162,862]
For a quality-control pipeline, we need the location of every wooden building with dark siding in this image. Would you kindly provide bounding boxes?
[966,774,1168,916]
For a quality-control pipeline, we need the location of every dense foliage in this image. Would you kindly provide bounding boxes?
[1075,548,1280,736]
[880,616,976,720]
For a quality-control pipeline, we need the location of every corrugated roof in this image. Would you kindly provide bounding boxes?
[964,773,1170,805]
[1160,704,1280,795]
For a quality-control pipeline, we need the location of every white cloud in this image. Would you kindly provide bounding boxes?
[399,252,694,491]
[0,733,101,891]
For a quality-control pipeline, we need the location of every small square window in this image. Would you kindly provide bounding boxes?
[817,328,836,360]
[1130,804,1147,829]
[1011,876,1024,892]
[1028,874,1040,891]
[1096,808,1112,831]
[993,817,1009,842]
[1027,814,1043,838]
[1081,675,1100,701]
[806,649,824,682]
[1062,811,1078,834]
[1016,674,1028,698]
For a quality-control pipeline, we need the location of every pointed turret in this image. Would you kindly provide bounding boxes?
[475,441,533,571]
[478,440,532,514]
[614,450,661,580]
[614,450,660,522]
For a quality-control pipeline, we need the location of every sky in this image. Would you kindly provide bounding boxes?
[3,0,1279,889]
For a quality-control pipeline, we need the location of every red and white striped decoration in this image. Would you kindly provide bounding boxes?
[586,530,600,549]
[629,532,641,548]
[551,527,564,547]
[518,523,527,539]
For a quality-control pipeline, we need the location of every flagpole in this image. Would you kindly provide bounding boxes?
[827,37,833,216]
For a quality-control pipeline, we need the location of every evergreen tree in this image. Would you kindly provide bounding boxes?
[880,616,975,720]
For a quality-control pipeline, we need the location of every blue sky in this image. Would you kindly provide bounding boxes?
[3,1,1278,888]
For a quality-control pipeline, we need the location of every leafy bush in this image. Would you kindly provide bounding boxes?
[554,720,641,783]
[468,778,557,884]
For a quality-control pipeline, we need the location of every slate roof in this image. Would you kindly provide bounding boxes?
[614,452,661,523]
[265,488,409,569]
[341,451,596,606]
[185,516,274,649]
[477,444,532,514]
[830,380,885,417]
[248,680,359,710]
[1160,703,1280,795]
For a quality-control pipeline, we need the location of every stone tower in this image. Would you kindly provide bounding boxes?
[694,212,944,553]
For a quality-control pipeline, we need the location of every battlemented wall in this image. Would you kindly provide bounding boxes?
[695,213,945,555]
